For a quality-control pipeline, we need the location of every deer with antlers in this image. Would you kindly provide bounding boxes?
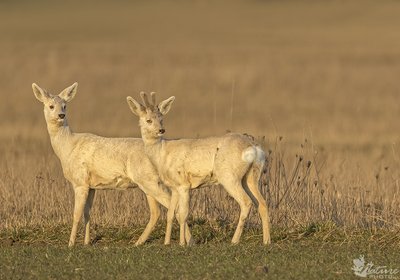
[126,92,271,246]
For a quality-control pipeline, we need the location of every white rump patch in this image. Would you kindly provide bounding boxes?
[255,146,266,162]
[242,147,257,163]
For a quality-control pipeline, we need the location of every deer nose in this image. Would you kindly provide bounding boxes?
[58,114,65,119]
[159,129,165,134]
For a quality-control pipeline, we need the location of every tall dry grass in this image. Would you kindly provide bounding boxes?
[0,0,399,232]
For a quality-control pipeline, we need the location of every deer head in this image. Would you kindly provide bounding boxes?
[126,92,175,141]
[32,83,78,127]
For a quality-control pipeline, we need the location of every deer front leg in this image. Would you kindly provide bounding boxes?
[164,190,179,245]
[177,187,190,246]
[175,212,193,245]
[183,218,194,246]
[135,195,161,246]
[69,186,89,247]
[83,189,95,245]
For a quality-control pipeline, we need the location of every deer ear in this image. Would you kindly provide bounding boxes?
[127,96,145,116]
[32,83,50,103]
[59,82,78,102]
[158,96,175,115]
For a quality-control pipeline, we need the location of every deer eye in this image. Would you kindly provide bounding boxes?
[146,119,152,124]
[49,105,54,110]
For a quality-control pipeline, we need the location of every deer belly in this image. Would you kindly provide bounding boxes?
[88,173,137,190]
[161,169,212,189]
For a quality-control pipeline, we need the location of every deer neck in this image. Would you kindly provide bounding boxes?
[140,128,164,169]
[46,118,74,159]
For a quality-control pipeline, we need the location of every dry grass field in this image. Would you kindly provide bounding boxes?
[0,0,399,278]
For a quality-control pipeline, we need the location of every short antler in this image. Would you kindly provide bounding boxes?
[150,92,156,107]
[140,91,157,109]
[140,92,151,108]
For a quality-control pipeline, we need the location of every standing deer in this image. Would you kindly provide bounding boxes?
[126,92,271,246]
[32,83,192,246]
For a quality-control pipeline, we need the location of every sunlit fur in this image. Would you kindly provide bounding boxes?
[33,83,192,247]
[127,92,271,246]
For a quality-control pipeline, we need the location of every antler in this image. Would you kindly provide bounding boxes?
[140,91,157,109]
[150,92,156,107]
[140,92,151,108]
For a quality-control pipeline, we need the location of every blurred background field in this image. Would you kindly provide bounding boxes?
[0,0,399,234]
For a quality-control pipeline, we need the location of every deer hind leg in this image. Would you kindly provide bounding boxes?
[135,195,161,246]
[244,164,271,245]
[164,190,179,245]
[219,176,252,244]
[83,188,96,245]
[69,186,90,247]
